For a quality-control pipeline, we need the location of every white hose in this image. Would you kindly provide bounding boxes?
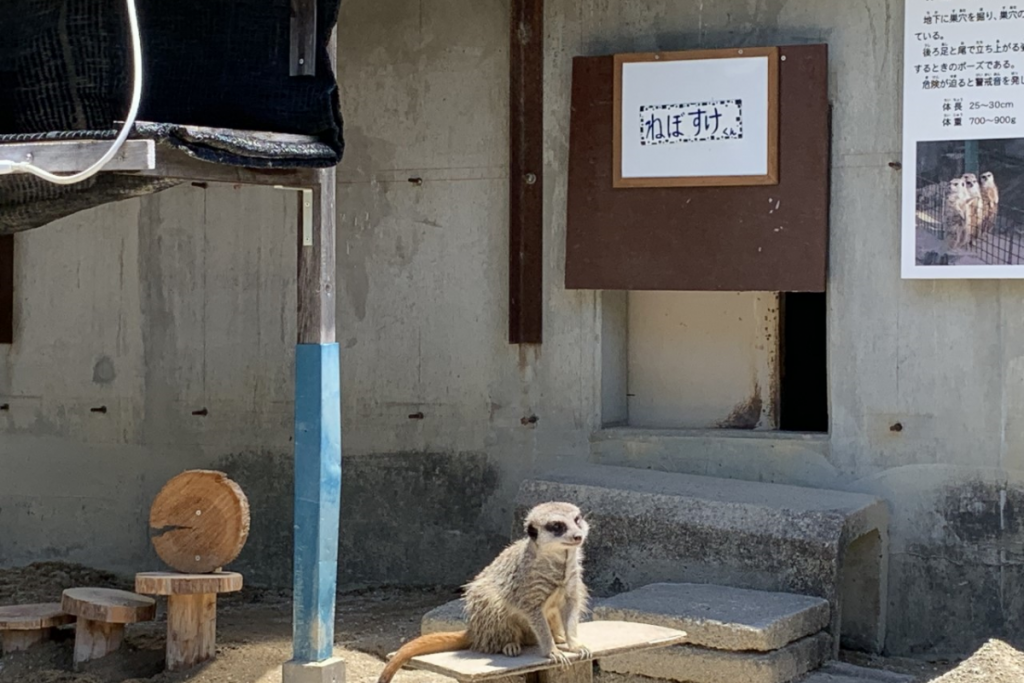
[0,0,143,184]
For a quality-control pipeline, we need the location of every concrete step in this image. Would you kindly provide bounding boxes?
[795,662,914,683]
[600,632,832,683]
[592,582,830,652]
[513,464,890,655]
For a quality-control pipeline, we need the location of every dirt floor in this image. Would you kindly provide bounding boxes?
[0,562,1018,683]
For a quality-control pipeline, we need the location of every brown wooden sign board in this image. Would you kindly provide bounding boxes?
[566,44,829,292]
[613,47,780,188]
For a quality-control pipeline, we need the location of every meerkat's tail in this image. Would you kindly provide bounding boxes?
[378,631,473,683]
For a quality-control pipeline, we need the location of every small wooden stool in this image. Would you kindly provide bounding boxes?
[135,571,242,671]
[61,588,156,666]
[0,604,74,654]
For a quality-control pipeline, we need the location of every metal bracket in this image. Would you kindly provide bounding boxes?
[275,186,314,246]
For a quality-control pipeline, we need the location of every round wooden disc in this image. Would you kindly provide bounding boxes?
[0,604,74,630]
[61,588,156,624]
[135,571,243,596]
[149,469,250,574]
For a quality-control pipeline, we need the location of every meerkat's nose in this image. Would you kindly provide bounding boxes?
[572,533,582,541]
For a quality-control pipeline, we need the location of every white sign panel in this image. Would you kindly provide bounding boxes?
[614,49,778,187]
[902,2,1024,278]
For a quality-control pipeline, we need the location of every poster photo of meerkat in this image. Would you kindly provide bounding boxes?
[900,0,1024,278]
[912,139,1024,270]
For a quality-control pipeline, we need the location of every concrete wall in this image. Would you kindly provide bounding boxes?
[1,0,1022,660]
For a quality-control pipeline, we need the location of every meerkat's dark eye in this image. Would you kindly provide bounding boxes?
[545,521,567,536]
[574,516,582,525]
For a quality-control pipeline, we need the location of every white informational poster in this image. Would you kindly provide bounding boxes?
[615,50,777,187]
[902,2,1024,278]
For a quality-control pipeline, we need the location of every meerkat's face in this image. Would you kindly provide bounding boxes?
[949,178,965,192]
[981,171,995,186]
[525,502,589,550]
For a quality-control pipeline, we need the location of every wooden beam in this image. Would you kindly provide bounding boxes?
[296,170,337,344]
[118,146,319,187]
[290,0,318,77]
[0,235,11,344]
[0,140,155,173]
[509,0,544,344]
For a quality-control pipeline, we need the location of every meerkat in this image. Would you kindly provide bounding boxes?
[961,173,984,247]
[943,177,969,246]
[377,502,592,683]
[980,171,999,235]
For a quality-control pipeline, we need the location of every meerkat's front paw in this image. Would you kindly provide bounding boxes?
[502,642,522,657]
[557,642,592,660]
[547,649,572,668]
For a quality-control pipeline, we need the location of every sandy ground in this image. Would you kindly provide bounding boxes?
[0,562,1018,683]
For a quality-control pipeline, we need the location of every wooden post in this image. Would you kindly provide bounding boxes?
[74,620,125,666]
[286,42,344,683]
[0,235,12,344]
[283,8,345,681]
[166,594,217,671]
[285,164,344,683]
[537,662,593,683]
[508,0,544,344]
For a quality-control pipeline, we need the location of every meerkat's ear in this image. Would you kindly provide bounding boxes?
[527,523,538,539]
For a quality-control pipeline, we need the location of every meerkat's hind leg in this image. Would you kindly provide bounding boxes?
[502,642,522,657]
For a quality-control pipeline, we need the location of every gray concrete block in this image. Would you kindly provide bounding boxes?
[795,662,914,683]
[422,598,468,633]
[282,657,346,683]
[593,583,830,652]
[599,632,831,683]
[515,465,889,656]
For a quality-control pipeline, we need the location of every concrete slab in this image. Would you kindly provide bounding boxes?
[593,583,830,652]
[598,632,831,683]
[407,621,687,682]
[795,662,914,683]
[514,465,889,656]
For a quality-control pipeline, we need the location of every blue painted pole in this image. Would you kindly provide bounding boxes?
[292,342,342,662]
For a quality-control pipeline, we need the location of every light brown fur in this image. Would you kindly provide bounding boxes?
[961,173,984,248]
[377,502,591,683]
[980,171,999,235]
[943,177,969,247]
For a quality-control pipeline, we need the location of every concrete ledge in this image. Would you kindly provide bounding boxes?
[593,583,830,652]
[591,428,837,490]
[600,632,831,683]
[283,657,346,683]
[796,662,914,683]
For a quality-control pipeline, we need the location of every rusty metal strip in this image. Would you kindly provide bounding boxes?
[509,0,544,344]
[290,0,318,77]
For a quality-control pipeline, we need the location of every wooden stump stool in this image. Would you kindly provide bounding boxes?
[0,604,74,654]
[135,571,242,671]
[61,588,156,666]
